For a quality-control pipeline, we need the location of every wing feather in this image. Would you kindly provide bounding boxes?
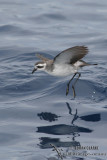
[36,53,51,61]
[54,46,88,65]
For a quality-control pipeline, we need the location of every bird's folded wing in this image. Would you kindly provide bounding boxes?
[54,46,88,65]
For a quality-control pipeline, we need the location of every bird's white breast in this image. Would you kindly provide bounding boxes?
[46,64,77,77]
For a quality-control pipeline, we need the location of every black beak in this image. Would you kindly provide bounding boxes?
[32,68,37,74]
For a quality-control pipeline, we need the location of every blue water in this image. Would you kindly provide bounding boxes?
[0,0,107,160]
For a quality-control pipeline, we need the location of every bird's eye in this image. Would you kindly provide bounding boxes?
[37,65,43,68]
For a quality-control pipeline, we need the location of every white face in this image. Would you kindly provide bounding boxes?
[35,63,46,71]
[32,62,46,74]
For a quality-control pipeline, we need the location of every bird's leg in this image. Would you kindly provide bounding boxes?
[66,73,77,96]
[72,72,81,98]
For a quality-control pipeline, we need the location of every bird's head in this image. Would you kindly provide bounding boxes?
[32,61,46,74]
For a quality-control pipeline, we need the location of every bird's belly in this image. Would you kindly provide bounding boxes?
[48,65,77,77]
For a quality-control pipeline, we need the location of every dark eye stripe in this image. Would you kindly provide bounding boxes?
[37,66,43,68]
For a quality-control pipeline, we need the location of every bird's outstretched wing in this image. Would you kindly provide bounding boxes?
[36,53,51,62]
[54,46,88,65]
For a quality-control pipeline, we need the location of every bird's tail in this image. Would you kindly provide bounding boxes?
[92,63,98,65]
[79,60,98,67]
[86,63,98,66]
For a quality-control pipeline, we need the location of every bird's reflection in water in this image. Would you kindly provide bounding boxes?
[38,112,60,122]
[37,102,93,150]
[66,102,80,141]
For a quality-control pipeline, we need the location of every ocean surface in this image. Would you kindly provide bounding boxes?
[0,0,107,160]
